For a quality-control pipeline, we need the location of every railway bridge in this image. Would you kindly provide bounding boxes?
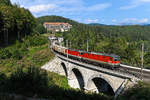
[42,37,150,97]
[42,52,139,97]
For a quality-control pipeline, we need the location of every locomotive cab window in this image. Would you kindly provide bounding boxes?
[114,58,117,61]
[114,57,120,61]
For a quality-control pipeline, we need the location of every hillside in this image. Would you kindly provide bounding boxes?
[37,15,81,26]
[88,23,106,26]
[38,16,150,43]
[38,16,150,68]
[143,24,150,26]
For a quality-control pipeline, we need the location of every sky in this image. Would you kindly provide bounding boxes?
[10,0,150,25]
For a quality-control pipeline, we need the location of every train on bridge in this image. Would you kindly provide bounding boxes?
[50,37,120,68]
[48,36,150,82]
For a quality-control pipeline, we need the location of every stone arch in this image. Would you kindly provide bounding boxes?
[87,74,115,96]
[69,68,85,90]
[61,62,68,76]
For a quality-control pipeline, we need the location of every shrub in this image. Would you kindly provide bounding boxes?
[118,82,150,100]
[0,72,7,92]
[24,35,47,47]
[34,24,47,34]
[6,67,49,96]
[0,48,12,59]
[9,47,23,60]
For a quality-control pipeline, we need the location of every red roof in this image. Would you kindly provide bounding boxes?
[43,22,71,26]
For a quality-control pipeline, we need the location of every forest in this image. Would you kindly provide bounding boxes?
[0,0,36,46]
[38,16,150,68]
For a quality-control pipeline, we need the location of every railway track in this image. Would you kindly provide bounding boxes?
[120,64,150,82]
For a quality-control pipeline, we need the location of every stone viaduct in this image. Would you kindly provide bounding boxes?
[42,53,138,97]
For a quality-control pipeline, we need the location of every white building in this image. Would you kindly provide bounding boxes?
[43,22,72,33]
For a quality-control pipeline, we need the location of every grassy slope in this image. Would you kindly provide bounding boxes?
[0,34,52,72]
[0,34,69,89]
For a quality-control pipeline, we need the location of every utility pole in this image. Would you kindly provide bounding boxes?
[87,39,89,52]
[66,40,69,66]
[70,41,71,48]
[66,40,68,59]
[141,43,144,80]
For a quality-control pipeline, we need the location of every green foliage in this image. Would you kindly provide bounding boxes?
[0,72,7,92]
[24,35,47,47]
[118,82,150,100]
[30,47,54,67]
[62,24,144,66]
[0,0,11,6]
[0,48,11,59]
[37,15,80,26]
[0,34,54,74]
[0,41,28,60]
[144,52,150,68]
[10,47,23,60]
[47,72,69,89]
[0,3,36,46]
[34,23,47,34]
[7,67,49,95]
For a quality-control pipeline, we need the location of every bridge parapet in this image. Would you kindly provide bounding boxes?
[57,54,139,81]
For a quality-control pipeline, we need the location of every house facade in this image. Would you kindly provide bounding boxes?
[43,22,72,33]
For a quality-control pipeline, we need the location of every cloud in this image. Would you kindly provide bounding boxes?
[28,4,58,13]
[11,0,111,16]
[120,18,149,24]
[120,4,139,10]
[120,0,150,10]
[27,3,111,14]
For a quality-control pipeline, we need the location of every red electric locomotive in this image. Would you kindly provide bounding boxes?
[65,49,120,68]
[51,40,120,68]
